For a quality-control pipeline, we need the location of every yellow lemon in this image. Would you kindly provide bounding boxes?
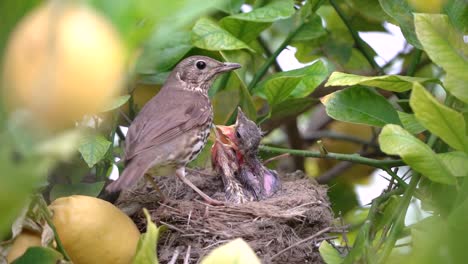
[49,195,140,264]
[2,1,125,130]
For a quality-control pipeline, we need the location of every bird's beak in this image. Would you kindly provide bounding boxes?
[215,125,237,149]
[217,62,241,73]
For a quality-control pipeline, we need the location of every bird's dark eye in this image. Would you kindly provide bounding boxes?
[196,61,206,70]
[236,130,241,139]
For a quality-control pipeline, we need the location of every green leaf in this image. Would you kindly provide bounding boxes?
[410,83,468,153]
[191,17,253,51]
[378,0,422,48]
[397,111,426,134]
[325,72,436,92]
[101,95,131,112]
[319,241,343,264]
[132,209,166,264]
[220,19,270,43]
[50,182,106,201]
[270,97,316,121]
[201,238,261,264]
[227,0,295,22]
[212,90,240,125]
[445,0,468,34]
[217,0,244,14]
[136,31,192,74]
[255,61,328,107]
[294,14,327,41]
[78,135,112,168]
[379,124,455,184]
[437,152,468,177]
[322,86,401,127]
[12,247,62,264]
[414,14,468,103]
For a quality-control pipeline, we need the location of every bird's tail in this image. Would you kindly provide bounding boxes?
[105,158,148,193]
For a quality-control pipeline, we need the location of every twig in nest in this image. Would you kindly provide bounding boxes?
[168,247,180,264]
[160,221,186,234]
[184,245,191,264]
[263,153,290,165]
[271,226,332,260]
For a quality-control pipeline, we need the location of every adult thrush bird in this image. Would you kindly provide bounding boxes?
[106,56,241,205]
[213,108,280,203]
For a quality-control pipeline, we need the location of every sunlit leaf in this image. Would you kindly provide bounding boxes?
[437,152,468,177]
[321,86,401,127]
[227,0,295,22]
[11,247,62,264]
[414,13,468,103]
[379,0,422,48]
[78,135,112,168]
[319,241,343,264]
[201,238,261,264]
[397,111,426,134]
[410,83,468,152]
[132,209,166,264]
[191,17,253,51]
[379,124,455,184]
[325,72,436,92]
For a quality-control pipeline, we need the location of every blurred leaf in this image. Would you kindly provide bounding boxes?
[101,95,131,112]
[228,0,295,22]
[414,13,468,103]
[319,241,343,264]
[217,0,245,14]
[212,90,240,125]
[191,17,253,52]
[397,111,426,134]
[139,72,170,85]
[11,247,62,264]
[294,15,327,41]
[378,0,422,48]
[201,238,261,264]
[220,19,270,43]
[375,196,401,231]
[379,124,455,184]
[325,72,436,92]
[270,97,316,121]
[49,182,106,201]
[346,0,391,22]
[78,135,112,168]
[410,83,468,152]
[445,0,468,34]
[132,208,166,264]
[136,31,192,74]
[255,61,328,107]
[437,152,468,177]
[321,86,401,127]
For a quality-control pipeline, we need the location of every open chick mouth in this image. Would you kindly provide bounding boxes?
[214,125,238,149]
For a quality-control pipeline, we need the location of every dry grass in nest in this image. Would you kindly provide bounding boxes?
[116,170,335,264]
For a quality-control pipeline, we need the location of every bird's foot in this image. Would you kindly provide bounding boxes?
[176,167,224,206]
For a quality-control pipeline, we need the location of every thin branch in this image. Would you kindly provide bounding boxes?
[271,227,332,260]
[328,0,382,74]
[260,145,405,169]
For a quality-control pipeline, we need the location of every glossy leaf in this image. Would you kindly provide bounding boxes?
[379,124,455,184]
[397,111,426,134]
[414,14,468,103]
[78,135,112,168]
[227,0,295,22]
[319,241,343,264]
[132,209,166,264]
[379,0,422,48]
[191,17,253,51]
[12,247,62,264]
[321,86,401,127]
[201,238,261,264]
[325,72,436,92]
[49,182,106,201]
[437,152,468,177]
[410,83,468,152]
[101,95,131,112]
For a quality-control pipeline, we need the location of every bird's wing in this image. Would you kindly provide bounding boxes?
[124,88,211,161]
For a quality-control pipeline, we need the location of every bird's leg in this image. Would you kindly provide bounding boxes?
[175,167,224,206]
[144,174,167,202]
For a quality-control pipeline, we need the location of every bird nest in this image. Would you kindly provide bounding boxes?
[116,169,335,264]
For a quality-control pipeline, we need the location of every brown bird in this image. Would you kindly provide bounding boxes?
[213,108,280,202]
[106,56,241,205]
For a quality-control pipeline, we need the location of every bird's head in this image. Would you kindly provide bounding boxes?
[173,56,241,91]
[215,108,262,158]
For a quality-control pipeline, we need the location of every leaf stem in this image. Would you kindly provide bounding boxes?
[260,145,404,169]
[328,0,382,74]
